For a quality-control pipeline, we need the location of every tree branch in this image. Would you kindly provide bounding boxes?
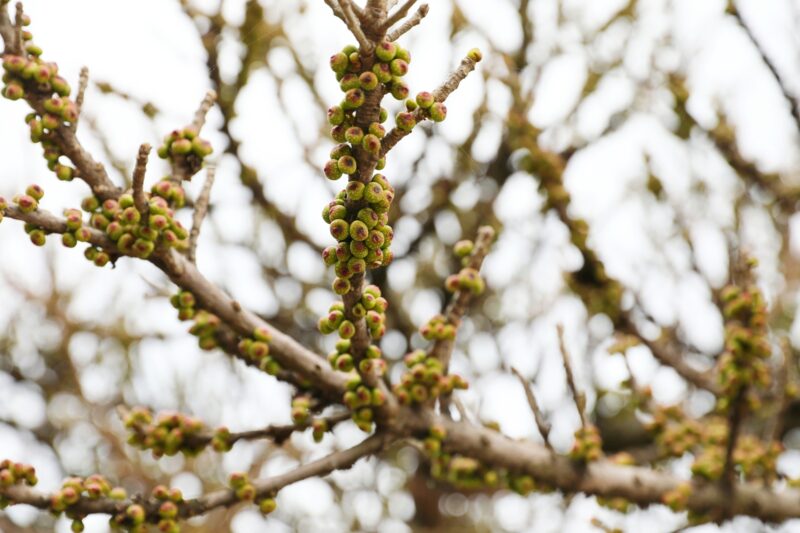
[511,367,553,451]
[386,3,428,41]
[380,52,481,157]
[188,165,216,263]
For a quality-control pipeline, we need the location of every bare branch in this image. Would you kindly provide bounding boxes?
[336,0,372,52]
[188,166,216,263]
[0,434,385,520]
[71,66,89,131]
[380,0,416,33]
[511,367,553,451]
[386,3,428,41]
[729,3,800,134]
[191,90,217,132]
[557,324,587,427]
[132,143,151,222]
[380,51,481,157]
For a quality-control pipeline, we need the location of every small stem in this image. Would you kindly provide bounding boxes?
[72,67,90,131]
[386,3,428,41]
[380,0,416,33]
[557,324,587,427]
[511,367,553,451]
[192,90,217,132]
[188,166,216,263]
[336,0,373,53]
[132,143,151,223]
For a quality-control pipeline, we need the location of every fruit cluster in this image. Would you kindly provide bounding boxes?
[123,407,206,458]
[146,485,183,533]
[321,176,395,292]
[717,275,772,398]
[444,267,485,295]
[49,475,128,532]
[2,28,83,183]
[157,127,213,180]
[228,472,276,515]
[0,460,37,492]
[419,315,456,342]
[237,327,280,375]
[79,179,189,261]
[394,349,467,406]
[568,424,602,462]
[342,375,386,433]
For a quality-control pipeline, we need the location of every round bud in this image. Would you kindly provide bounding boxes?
[324,160,342,180]
[416,91,435,109]
[339,73,360,92]
[359,71,379,91]
[375,41,397,62]
[346,181,365,202]
[55,164,74,181]
[330,52,349,74]
[333,277,351,295]
[362,134,381,155]
[327,105,345,125]
[372,62,392,84]
[390,80,409,100]
[395,112,416,132]
[329,219,349,241]
[342,88,365,110]
[26,184,44,201]
[390,59,409,77]
[369,122,386,138]
[349,220,369,241]
[467,48,483,62]
[170,138,192,156]
[345,126,364,145]
[429,102,447,122]
[337,155,357,175]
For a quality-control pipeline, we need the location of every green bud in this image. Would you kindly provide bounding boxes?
[375,41,397,62]
[429,102,447,122]
[327,105,345,125]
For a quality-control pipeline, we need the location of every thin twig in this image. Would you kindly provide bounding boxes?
[323,0,347,23]
[0,433,385,520]
[192,90,217,132]
[770,338,796,444]
[511,367,553,451]
[557,324,587,427]
[729,3,800,135]
[380,0,416,33]
[132,144,151,222]
[386,3,428,41]
[336,0,372,52]
[188,166,216,263]
[72,67,89,131]
[12,1,22,53]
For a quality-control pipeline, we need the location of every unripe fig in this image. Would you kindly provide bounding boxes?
[416,91,434,109]
[375,41,397,62]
